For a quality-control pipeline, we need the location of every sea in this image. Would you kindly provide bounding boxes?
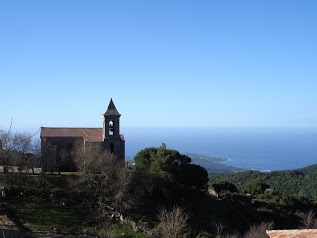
[123,127,317,171]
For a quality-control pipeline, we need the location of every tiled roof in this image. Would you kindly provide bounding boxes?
[40,127,104,142]
[266,229,317,238]
[104,98,121,116]
[41,127,125,142]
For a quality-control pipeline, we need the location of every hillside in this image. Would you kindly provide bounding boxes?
[1,172,315,238]
[209,164,317,200]
[1,147,316,237]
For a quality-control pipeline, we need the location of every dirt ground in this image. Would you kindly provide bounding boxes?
[0,214,34,237]
[0,214,95,238]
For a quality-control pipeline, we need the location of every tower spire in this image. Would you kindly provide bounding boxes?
[104,98,121,116]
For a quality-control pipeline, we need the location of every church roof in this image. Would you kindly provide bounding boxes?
[40,127,125,142]
[40,127,104,142]
[104,98,121,116]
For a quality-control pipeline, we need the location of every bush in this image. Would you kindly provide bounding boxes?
[244,179,269,196]
[154,206,190,238]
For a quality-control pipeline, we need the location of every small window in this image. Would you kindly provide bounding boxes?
[109,120,114,135]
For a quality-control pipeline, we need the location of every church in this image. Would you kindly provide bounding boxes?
[40,99,125,170]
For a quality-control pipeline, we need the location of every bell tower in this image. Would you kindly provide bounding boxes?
[103,98,121,139]
[102,99,125,160]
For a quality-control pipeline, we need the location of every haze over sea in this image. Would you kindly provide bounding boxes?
[124,127,317,171]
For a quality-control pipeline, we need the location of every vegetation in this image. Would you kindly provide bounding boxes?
[0,126,41,175]
[1,126,317,237]
[244,178,270,196]
[134,144,209,202]
[209,165,317,200]
[154,206,189,238]
[212,181,238,197]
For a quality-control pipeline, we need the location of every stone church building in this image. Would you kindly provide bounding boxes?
[40,99,125,171]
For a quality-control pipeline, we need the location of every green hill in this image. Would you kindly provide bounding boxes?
[209,164,317,200]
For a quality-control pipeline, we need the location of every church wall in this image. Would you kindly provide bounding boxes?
[41,137,83,172]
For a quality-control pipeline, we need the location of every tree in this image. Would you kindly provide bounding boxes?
[212,181,238,197]
[26,139,41,174]
[71,141,117,174]
[177,163,209,190]
[0,119,39,173]
[0,130,35,171]
[40,140,56,173]
[244,178,269,195]
[70,141,135,214]
[134,144,208,201]
[112,168,134,213]
[0,121,40,190]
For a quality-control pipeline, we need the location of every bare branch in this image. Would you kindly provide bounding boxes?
[155,206,190,238]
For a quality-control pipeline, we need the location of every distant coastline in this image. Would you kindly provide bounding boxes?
[184,153,227,163]
[124,127,317,171]
[184,152,248,174]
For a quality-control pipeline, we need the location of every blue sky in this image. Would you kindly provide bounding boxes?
[1,0,317,131]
